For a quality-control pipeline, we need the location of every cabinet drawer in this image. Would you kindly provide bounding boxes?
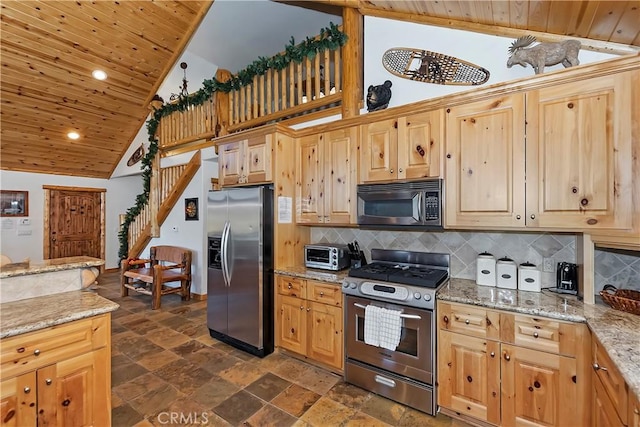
[1,315,108,379]
[502,314,577,357]
[277,276,306,298]
[593,335,628,424]
[438,302,499,339]
[307,281,342,307]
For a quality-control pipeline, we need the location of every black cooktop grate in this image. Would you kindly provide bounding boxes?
[349,262,448,288]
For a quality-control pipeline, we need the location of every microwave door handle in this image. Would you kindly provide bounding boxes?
[416,191,424,223]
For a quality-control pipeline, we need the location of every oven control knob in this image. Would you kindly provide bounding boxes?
[342,282,349,289]
[413,292,421,300]
[424,294,432,301]
[350,282,357,289]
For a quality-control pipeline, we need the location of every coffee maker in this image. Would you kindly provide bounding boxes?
[555,262,578,296]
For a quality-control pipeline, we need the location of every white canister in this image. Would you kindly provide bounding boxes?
[496,257,518,289]
[518,262,541,292]
[476,252,496,287]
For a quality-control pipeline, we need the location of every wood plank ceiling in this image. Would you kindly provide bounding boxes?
[0,0,212,179]
[1,1,638,179]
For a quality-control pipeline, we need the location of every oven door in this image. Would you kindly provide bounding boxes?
[357,189,422,226]
[345,295,434,384]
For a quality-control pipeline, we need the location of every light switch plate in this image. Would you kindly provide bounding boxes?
[17,229,32,236]
[19,218,30,225]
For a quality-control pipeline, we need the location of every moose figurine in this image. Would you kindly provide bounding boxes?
[507,35,581,74]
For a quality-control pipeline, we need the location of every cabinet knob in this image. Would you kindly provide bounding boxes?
[465,319,470,325]
[399,168,403,173]
[307,308,311,312]
[390,169,394,174]
[504,353,510,361]
[62,399,71,407]
[593,363,608,372]
[287,284,292,289]
[490,352,495,358]
[320,292,324,296]
[446,154,451,159]
[34,349,41,356]
[516,215,521,220]
[300,306,304,310]
[45,379,53,386]
[533,332,539,338]
[23,386,31,394]
[530,214,535,220]
[581,198,589,206]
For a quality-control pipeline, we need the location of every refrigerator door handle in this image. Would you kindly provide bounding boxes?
[221,220,230,287]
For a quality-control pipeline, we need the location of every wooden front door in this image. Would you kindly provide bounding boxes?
[44,186,105,260]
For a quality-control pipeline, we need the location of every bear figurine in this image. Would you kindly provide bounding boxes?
[366,80,392,112]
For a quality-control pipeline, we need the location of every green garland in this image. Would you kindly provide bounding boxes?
[118,23,347,260]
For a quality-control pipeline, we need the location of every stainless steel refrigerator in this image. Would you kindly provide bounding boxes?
[206,185,274,357]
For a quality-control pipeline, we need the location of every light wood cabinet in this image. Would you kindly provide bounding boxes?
[218,134,272,186]
[445,72,634,231]
[360,110,442,183]
[630,391,640,427]
[275,275,343,371]
[0,314,111,426]
[592,334,629,426]
[438,301,589,426]
[296,127,358,225]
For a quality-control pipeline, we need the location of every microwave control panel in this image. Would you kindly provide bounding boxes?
[424,191,440,220]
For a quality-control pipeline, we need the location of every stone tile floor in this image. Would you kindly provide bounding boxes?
[96,271,471,426]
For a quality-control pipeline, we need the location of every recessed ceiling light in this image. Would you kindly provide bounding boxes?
[67,131,80,140]
[92,69,107,80]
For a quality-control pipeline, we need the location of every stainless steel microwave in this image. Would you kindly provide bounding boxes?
[357,179,443,229]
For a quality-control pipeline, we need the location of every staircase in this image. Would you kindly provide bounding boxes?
[122,151,201,258]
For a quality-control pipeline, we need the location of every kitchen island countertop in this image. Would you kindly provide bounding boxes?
[0,290,119,339]
[274,266,348,285]
[0,255,104,279]
[438,278,640,398]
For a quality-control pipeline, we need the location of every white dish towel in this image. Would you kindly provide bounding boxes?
[363,305,381,347]
[378,307,402,351]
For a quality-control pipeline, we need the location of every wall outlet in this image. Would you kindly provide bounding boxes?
[543,257,555,272]
[19,218,30,226]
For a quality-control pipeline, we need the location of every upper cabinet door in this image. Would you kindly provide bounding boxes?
[296,134,323,224]
[398,111,443,180]
[360,118,398,182]
[323,127,358,224]
[527,73,634,230]
[218,140,246,186]
[245,134,272,184]
[445,94,526,228]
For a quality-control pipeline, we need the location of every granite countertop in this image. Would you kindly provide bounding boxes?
[438,278,640,398]
[0,256,104,279]
[0,290,119,339]
[274,266,349,285]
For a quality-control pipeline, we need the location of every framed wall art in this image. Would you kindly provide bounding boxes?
[0,190,28,217]
[184,197,199,221]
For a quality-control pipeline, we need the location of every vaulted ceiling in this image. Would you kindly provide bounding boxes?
[1,1,638,179]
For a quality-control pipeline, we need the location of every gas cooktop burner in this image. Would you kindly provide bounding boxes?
[349,261,448,288]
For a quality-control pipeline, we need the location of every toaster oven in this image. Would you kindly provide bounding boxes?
[304,244,350,271]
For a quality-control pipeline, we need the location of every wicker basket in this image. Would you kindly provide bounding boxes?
[600,285,640,315]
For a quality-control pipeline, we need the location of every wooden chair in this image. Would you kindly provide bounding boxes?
[121,246,192,310]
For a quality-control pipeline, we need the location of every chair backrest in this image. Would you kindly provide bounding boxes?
[150,246,192,276]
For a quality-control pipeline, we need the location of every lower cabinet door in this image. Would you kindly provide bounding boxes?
[307,302,343,370]
[438,331,501,425]
[51,347,111,427]
[593,373,624,427]
[501,344,579,427]
[0,371,37,427]
[277,295,307,355]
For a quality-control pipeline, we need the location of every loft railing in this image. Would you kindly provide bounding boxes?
[225,32,343,133]
[157,95,217,150]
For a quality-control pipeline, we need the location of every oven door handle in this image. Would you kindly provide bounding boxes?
[353,302,422,320]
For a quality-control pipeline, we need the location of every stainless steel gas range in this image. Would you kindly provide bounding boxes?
[342,249,449,415]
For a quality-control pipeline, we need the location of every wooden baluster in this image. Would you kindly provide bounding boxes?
[289,63,295,108]
[324,50,330,96]
[314,54,321,99]
[253,76,259,119]
[259,74,265,117]
[266,70,272,115]
[297,62,304,105]
[305,57,312,102]
[334,47,341,93]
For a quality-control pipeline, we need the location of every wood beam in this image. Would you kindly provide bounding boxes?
[341,7,363,118]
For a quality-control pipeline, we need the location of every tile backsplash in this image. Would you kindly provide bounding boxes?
[594,248,640,292]
[311,228,576,289]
